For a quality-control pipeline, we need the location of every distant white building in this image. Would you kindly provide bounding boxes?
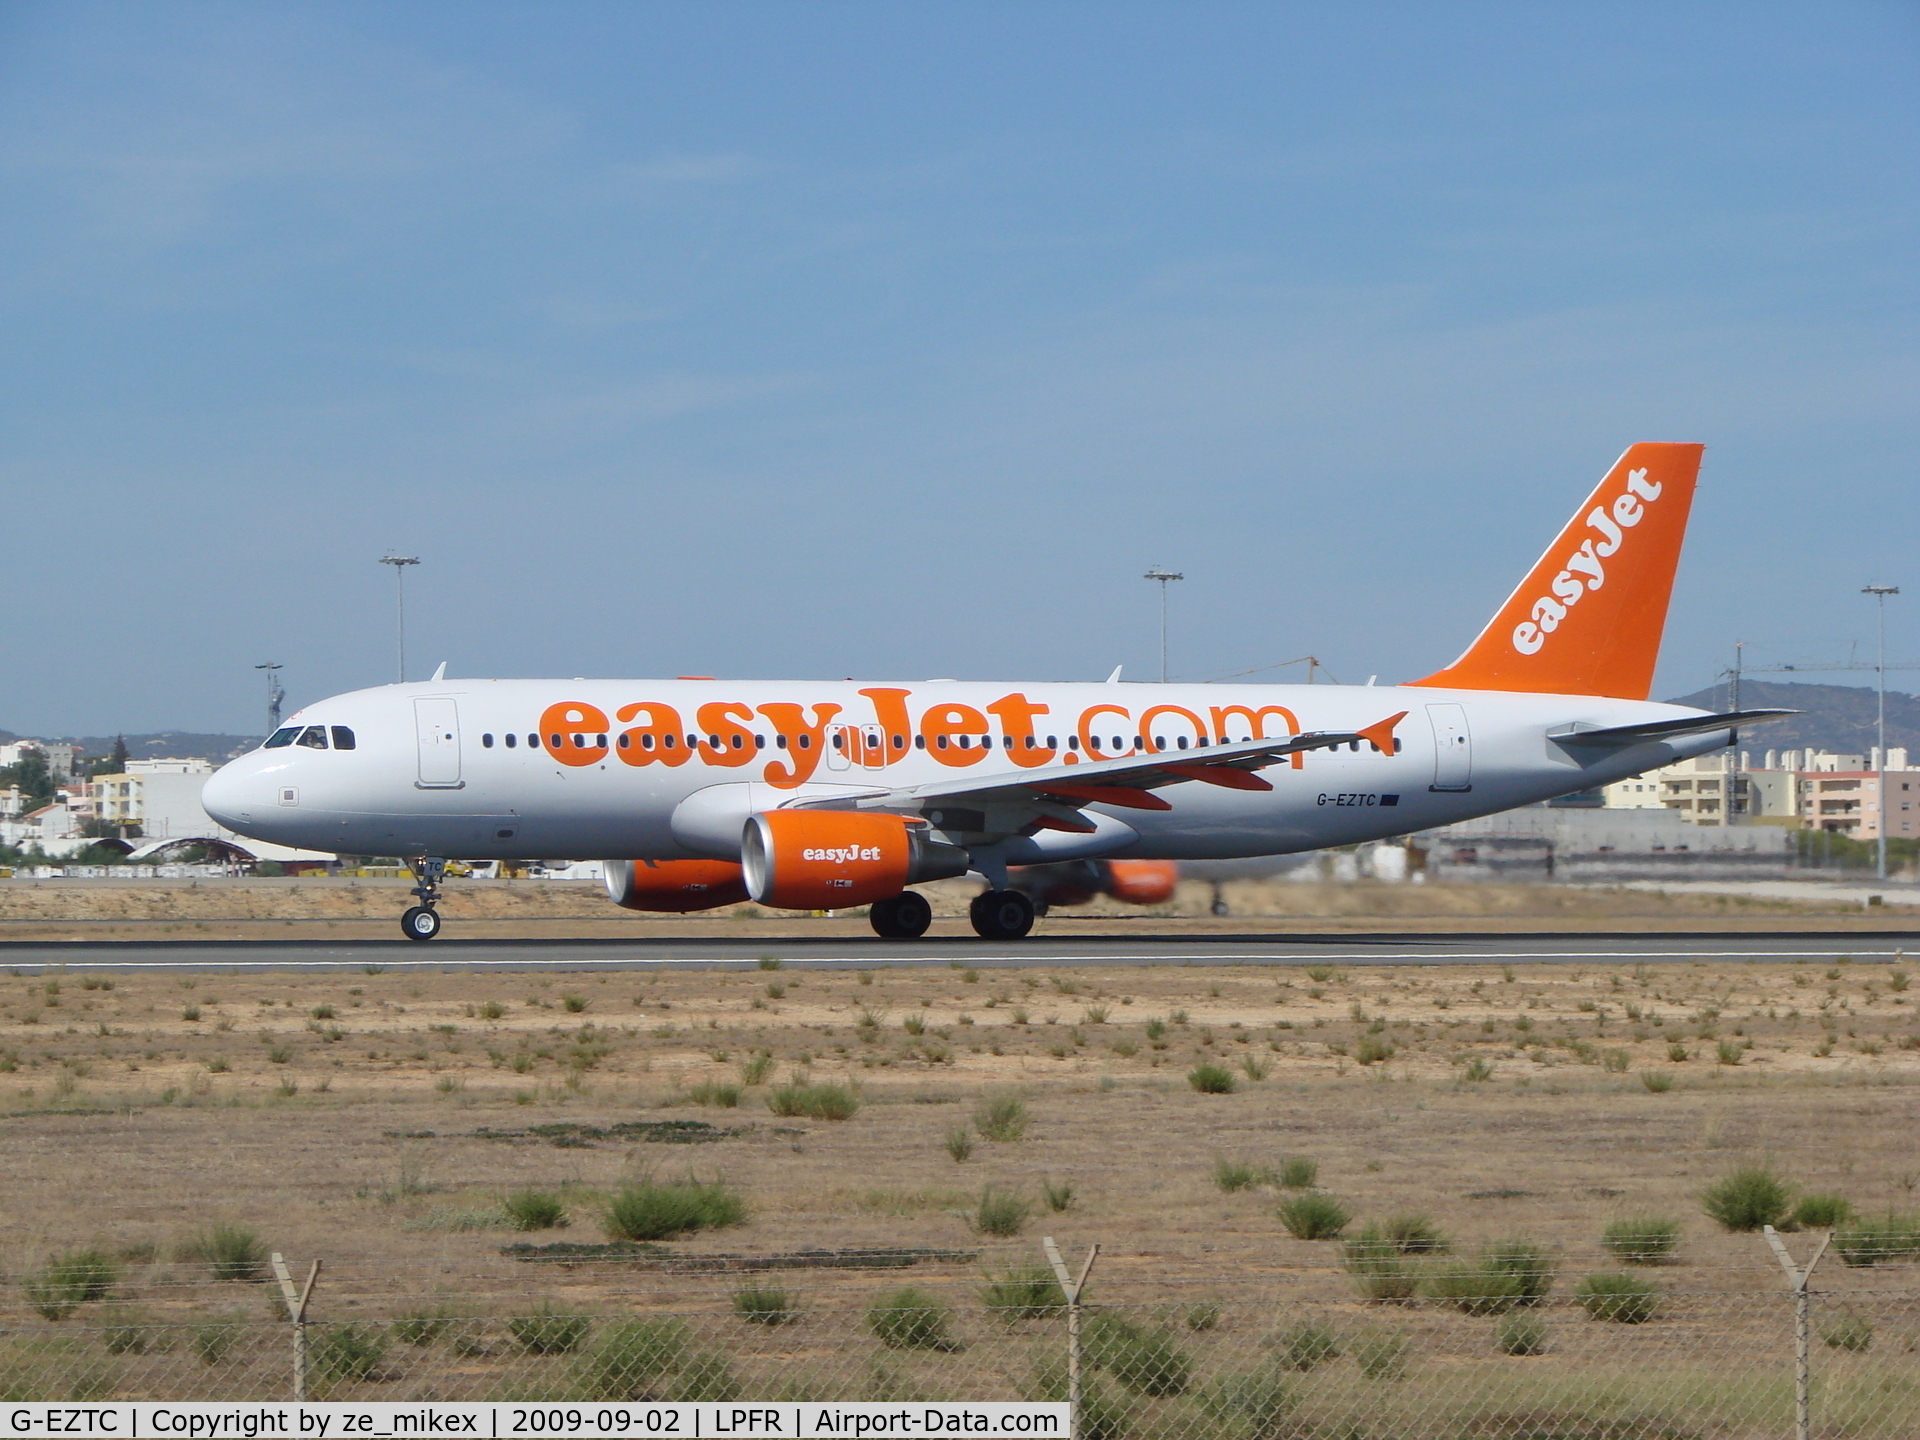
[1604,745,1917,836]
[0,741,80,781]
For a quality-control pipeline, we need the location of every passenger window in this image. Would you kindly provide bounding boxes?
[914,735,926,749]
[264,727,300,749]
[1066,737,1077,751]
[1089,736,1102,750]
[832,733,844,750]
[549,733,562,748]
[505,733,517,748]
[957,736,970,750]
[937,736,949,750]
[640,734,654,750]
[297,726,328,749]
[617,734,630,749]
[755,735,766,750]
[664,734,676,749]
[1177,736,1189,750]
[893,735,905,748]
[597,734,608,748]
[1113,737,1124,751]
[798,735,811,749]
[572,734,587,749]
[482,733,494,748]
[731,734,743,750]
[776,735,788,749]
[528,735,539,748]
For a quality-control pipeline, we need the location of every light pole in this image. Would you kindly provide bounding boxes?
[1863,584,1900,880]
[1143,567,1184,683]
[254,663,285,736]
[379,554,420,683]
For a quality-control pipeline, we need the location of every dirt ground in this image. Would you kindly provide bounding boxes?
[1,953,1917,1322]
[1,876,1915,941]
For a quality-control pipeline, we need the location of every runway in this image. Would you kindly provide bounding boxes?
[0,930,1913,972]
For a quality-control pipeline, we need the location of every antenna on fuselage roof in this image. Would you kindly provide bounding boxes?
[430,661,448,682]
[1105,664,1123,684]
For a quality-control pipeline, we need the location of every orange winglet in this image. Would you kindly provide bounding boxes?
[1357,711,1408,754]
[1156,763,1273,792]
[1035,784,1173,812]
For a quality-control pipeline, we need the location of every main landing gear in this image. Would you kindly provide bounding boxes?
[401,857,447,941]
[969,889,1035,941]
[869,891,933,939]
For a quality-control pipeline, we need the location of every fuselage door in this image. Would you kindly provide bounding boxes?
[415,697,463,788]
[1426,703,1472,792]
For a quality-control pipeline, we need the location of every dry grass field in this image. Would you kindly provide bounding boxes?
[1,948,1918,1425]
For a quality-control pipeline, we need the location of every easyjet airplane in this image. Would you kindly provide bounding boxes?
[202,443,1786,942]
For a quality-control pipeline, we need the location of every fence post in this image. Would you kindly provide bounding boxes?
[1763,1225,1830,1440]
[1042,1238,1100,1440]
[271,1253,321,1401]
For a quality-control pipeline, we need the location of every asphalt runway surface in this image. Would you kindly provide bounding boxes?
[0,931,1914,972]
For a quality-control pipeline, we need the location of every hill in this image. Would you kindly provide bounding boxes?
[0,729,258,765]
[1663,680,1919,759]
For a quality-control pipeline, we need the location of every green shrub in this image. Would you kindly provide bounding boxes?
[981,1266,1065,1321]
[1792,1193,1854,1230]
[1460,1057,1494,1082]
[23,1249,118,1320]
[1495,1314,1548,1356]
[1183,1301,1220,1332]
[1026,1358,1132,1440]
[1380,1214,1449,1254]
[686,1080,741,1108]
[1822,1315,1874,1352]
[738,1051,775,1086]
[973,1189,1032,1237]
[944,1125,974,1163]
[1343,1228,1420,1302]
[193,1224,268,1282]
[1085,1312,1190,1396]
[604,1178,746,1241]
[1277,1156,1318,1189]
[392,1307,455,1346]
[768,1081,860,1120]
[502,1190,568,1232]
[192,1321,239,1366]
[574,1317,692,1399]
[314,1323,387,1383]
[1834,1213,1920,1266]
[1278,1192,1350,1240]
[731,1283,800,1326]
[507,1303,592,1354]
[1702,1165,1794,1232]
[867,1287,958,1351]
[669,1350,742,1402]
[1422,1242,1555,1315]
[1600,1216,1682,1265]
[974,1093,1030,1141]
[100,1308,153,1355]
[1574,1272,1660,1324]
[1273,1321,1342,1372]
[1213,1157,1270,1192]
[1355,1034,1395,1066]
[1200,1365,1295,1435]
[1353,1330,1412,1379]
[1640,1071,1674,1093]
[1187,1063,1237,1094]
[1042,1178,1075,1213]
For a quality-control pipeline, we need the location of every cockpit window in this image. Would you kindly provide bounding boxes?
[330,726,356,750]
[296,726,329,749]
[264,727,300,749]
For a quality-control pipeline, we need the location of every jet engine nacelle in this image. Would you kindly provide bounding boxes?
[1105,859,1179,906]
[742,810,969,911]
[604,858,751,913]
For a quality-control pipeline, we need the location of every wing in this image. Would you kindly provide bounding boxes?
[1548,708,1796,750]
[786,712,1407,842]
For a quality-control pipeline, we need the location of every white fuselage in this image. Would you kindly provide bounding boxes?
[200,678,1722,864]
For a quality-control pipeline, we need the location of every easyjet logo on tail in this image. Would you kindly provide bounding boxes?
[1409,442,1703,702]
[1511,467,1662,656]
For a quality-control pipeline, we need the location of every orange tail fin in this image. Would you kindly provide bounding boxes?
[1409,443,1703,700]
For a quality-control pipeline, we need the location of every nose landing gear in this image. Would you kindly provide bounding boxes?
[401,857,447,941]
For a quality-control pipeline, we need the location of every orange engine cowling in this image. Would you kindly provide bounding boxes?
[742,810,969,911]
[604,858,750,913]
[1105,859,1179,906]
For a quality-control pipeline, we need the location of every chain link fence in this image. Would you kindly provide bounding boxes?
[2,1250,1916,1437]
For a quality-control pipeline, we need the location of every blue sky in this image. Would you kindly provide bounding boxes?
[2,1,1915,736]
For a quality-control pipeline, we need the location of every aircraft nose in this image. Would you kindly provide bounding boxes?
[199,759,260,830]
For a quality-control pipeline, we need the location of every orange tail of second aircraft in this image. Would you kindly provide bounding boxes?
[1409,442,1704,701]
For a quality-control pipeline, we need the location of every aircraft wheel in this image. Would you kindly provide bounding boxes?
[969,889,1035,941]
[401,905,441,941]
[869,891,933,939]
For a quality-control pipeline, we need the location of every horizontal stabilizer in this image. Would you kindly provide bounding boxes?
[1548,709,1797,749]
